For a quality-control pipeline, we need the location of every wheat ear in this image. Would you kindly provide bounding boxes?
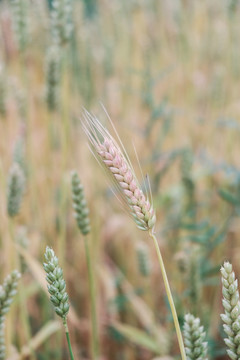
[44,45,61,112]
[71,171,91,235]
[7,163,25,218]
[51,0,74,45]
[0,270,21,360]
[183,313,208,360]
[43,247,74,360]
[221,261,240,360]
[82,110,156,231]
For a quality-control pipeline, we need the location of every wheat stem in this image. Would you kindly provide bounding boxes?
[83,235,99,360]
[149,229,186,360]
[63,318,75,360]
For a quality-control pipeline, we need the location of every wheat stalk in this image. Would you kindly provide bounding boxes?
[71,170,99,359]
[43,246,74,360]
[83,109,186,360]
[0,65,6,117]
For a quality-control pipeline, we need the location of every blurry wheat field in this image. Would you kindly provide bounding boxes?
[1,0,240,359]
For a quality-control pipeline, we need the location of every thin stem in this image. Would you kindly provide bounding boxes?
[83,235,99,360]
[149,229,186,360]
[63,318,75,360]
[6,219,16,356]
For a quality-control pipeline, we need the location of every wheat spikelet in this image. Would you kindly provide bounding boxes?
[51,0,74,45]
[220,261,240,360]
[44,44,61,111]
[7,162,25,217]
[71,171,90,235]
[183,313,208,360]
[83,110,156,231]
[11,0,30,52]
[0,270,21,360]
[43,247,69,319]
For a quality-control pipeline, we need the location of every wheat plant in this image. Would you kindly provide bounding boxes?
[83,109,187,360]
[1,0,240,358]
[71,170,99,359]
[43,246,74,360]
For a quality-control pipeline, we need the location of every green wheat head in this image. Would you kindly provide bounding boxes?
[7,162,25,218]
[11,0,30,52]
[50,0,74,45]
[183,313,208,360]
[0,270,21,360]
[221,261,240,360]
[43,247,69,320]
[44,44,61,112]
[71,171,90,236]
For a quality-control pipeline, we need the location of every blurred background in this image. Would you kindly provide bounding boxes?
[0,0,240,359]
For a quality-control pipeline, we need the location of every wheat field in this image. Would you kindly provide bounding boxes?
[0,0,240,359]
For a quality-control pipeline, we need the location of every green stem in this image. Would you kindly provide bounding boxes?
[149,229,186,360]
[83,235,99,360]
[63,318,75,360]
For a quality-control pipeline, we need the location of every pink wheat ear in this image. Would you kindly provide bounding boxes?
[82,109,156,231]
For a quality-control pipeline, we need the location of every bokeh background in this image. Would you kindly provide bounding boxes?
[0,0,240,359]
